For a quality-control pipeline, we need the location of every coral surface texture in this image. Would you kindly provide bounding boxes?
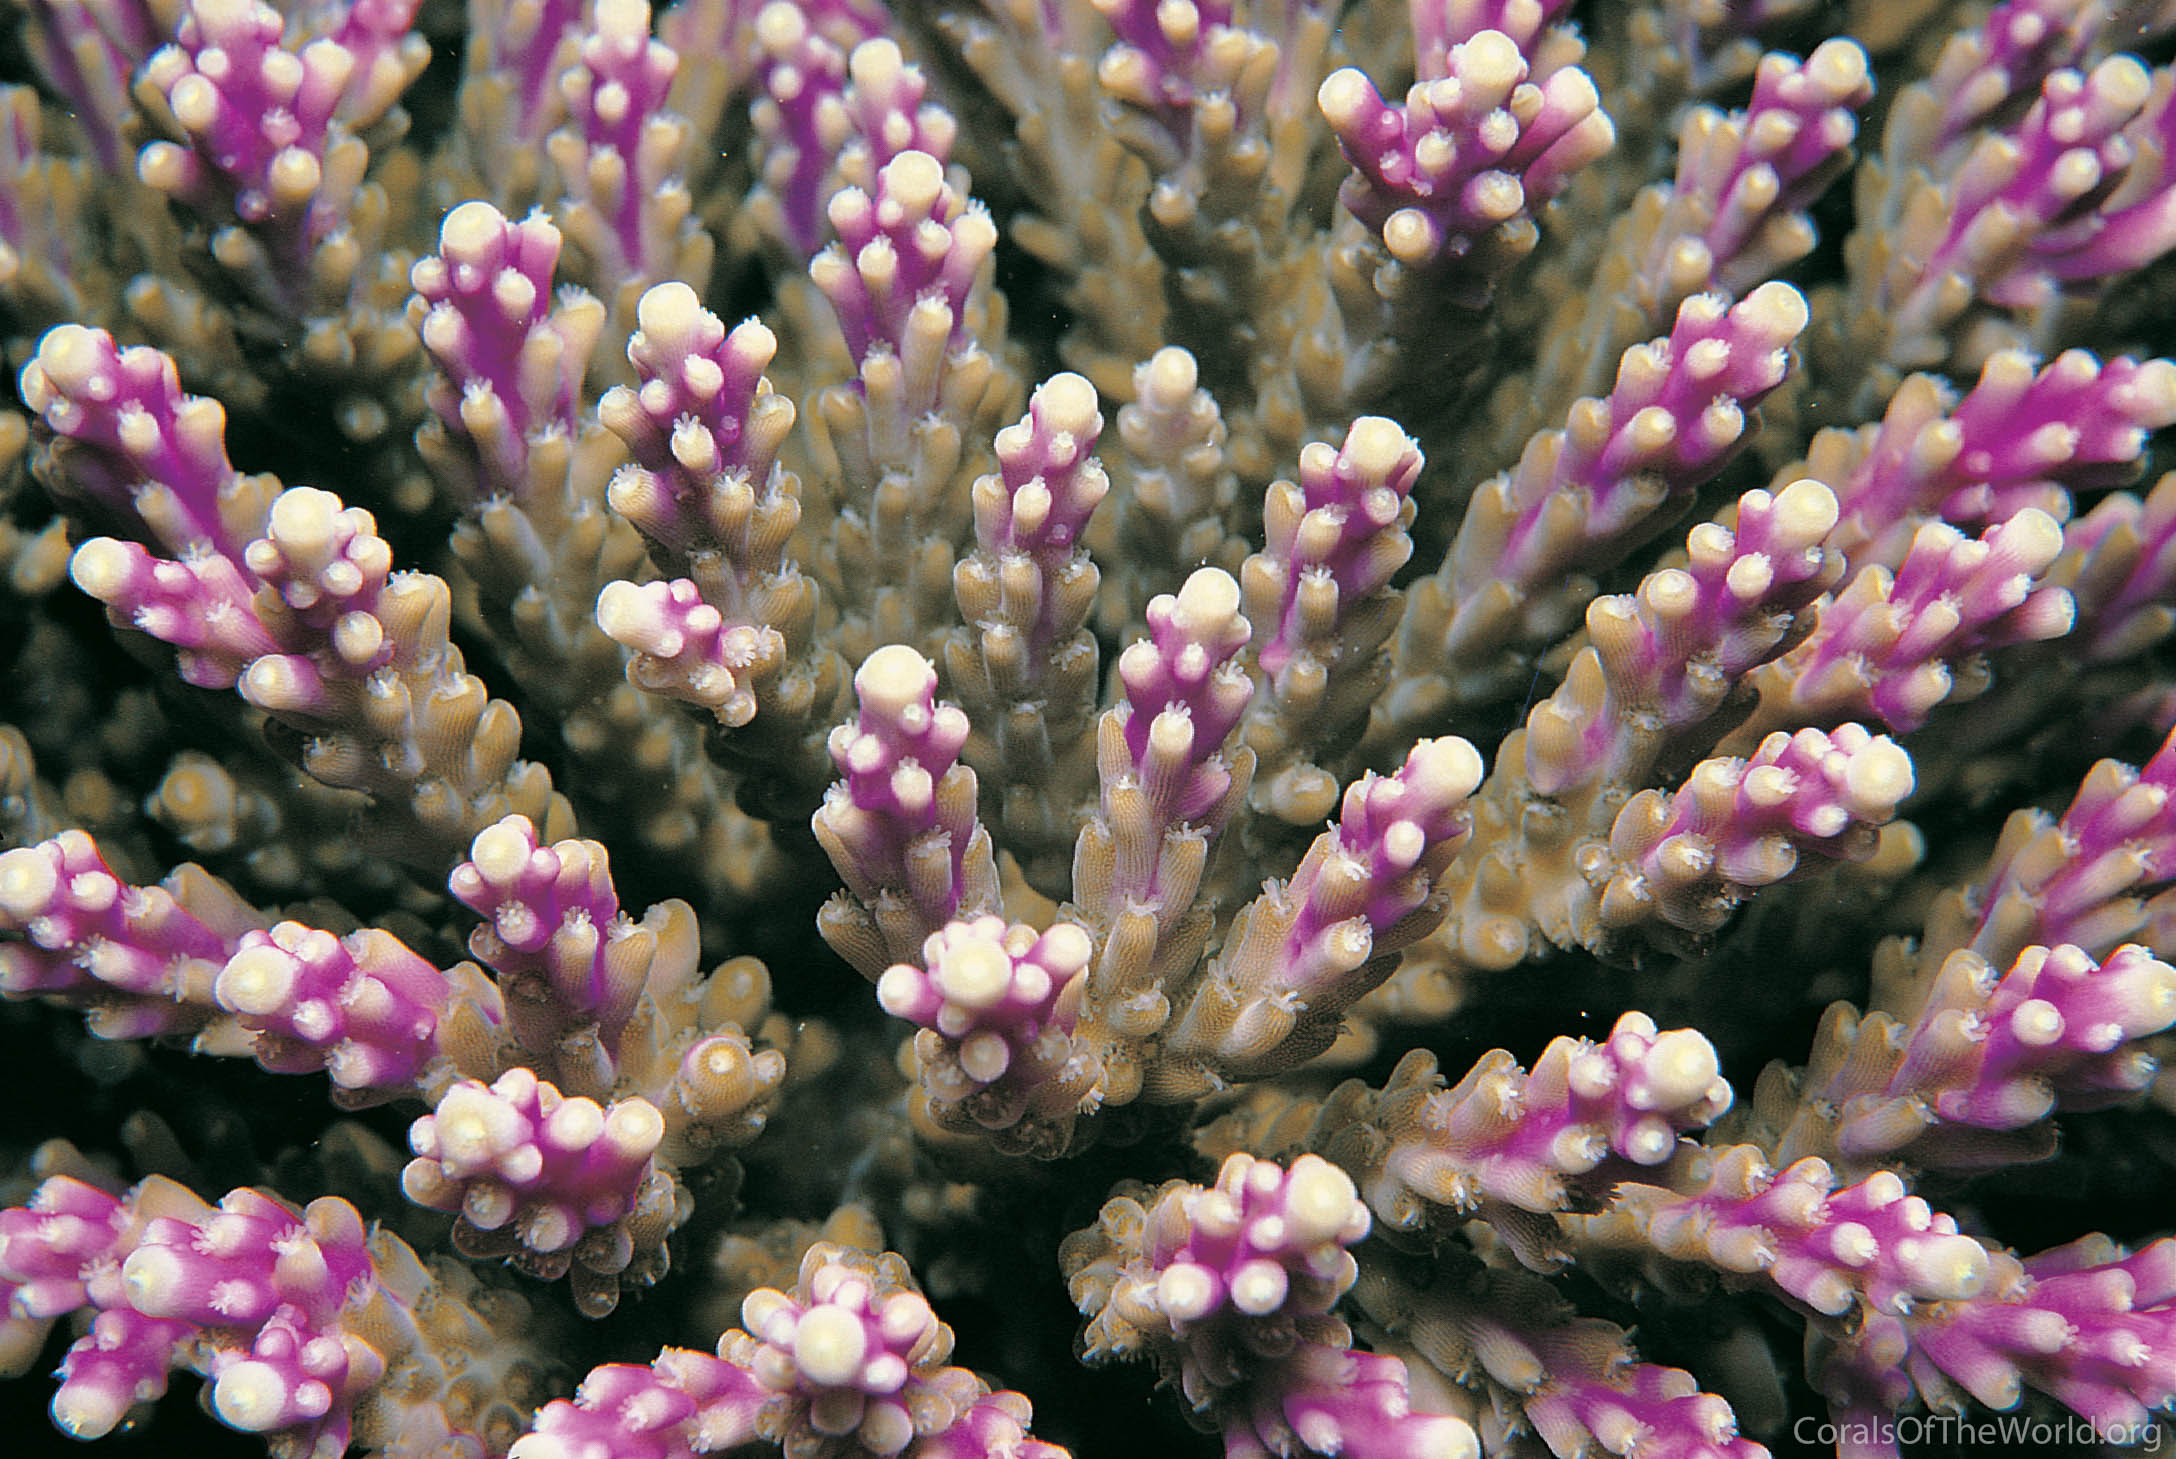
[12,1,2176,1457]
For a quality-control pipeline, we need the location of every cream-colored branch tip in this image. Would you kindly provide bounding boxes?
[1899,1230,1992,1302]
[955,202,1001,261]
[1032,371,1099,440]
[1276,1154,1371,1247]
[1805,34,1870,96]
[1760,476,1841,547]
[258,487,385,582]
[1314,68,1372,134]
[1170,565,1244,640]
[209,940,301,1022]
[426,1081,526,1173]
[1340,414,1418,483]
[64,538,138,601]
[1136,346,1200,410]
[260,486,339,558]
[632,278,709,350]
[468,814,541,887]
[1463,29,1526,91]
[753,0,807,54]
[595,578,656,635]
[1852,1171,1990,1301]
[2099,55,2154,113]
[594,0,653,42]
[854,643,941,721]
[877,149,944,218]
[437,199,514,265]
[1627,1027,1725,1114]
[21,324,109,405]
[1737,278,1811,341]
[849,36,906,93]
[2124,357,2176,418]
[0,843,59,918]
[1777,478,1843,533]
[1982,505,2066,575]
[1405,735,1486,805]
[928,933,1010,1010]
[592,580,768,725]
[790,1304,870,1387]
[1841,734,1915,818]
[603,1098,667,1158]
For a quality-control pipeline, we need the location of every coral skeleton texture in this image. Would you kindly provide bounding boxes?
[10,0,2176,1456]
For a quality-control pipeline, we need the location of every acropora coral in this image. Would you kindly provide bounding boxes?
[6,1,2176,1457]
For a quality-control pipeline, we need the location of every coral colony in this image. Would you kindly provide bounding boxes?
[19,2,2176,1459]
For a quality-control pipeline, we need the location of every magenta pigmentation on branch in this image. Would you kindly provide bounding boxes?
[13,1,2176,1458]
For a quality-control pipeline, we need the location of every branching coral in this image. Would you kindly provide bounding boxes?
[6,1,2176,1458]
